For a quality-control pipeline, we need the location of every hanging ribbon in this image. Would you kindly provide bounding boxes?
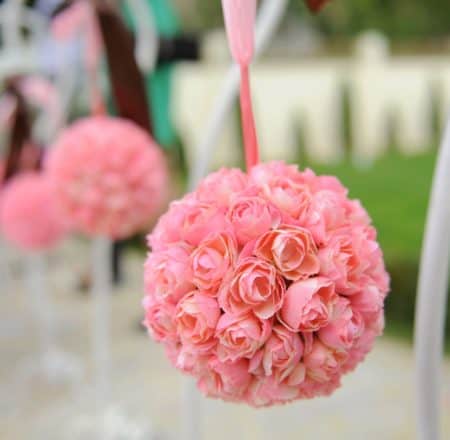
[221,0,259,171]
[3,79,38,182]
[94,0,152,134]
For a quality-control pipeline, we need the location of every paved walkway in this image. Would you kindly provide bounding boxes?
[0,239,449,439]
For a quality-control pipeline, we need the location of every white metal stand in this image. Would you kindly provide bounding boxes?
[414,114,450,440]
[66,237,154,440]
[21,252,82,384]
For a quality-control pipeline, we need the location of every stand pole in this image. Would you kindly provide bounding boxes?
[25,252,56,352]
[91,236,112,410]
[414,114,450,440]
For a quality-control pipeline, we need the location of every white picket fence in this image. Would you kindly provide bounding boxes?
[174,31,450,170]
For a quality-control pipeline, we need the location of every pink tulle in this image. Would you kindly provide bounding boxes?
[0,172,68,251]
[143,161,390,407]
[46,116,168,239]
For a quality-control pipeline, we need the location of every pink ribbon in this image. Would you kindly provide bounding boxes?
[222,0,259,170]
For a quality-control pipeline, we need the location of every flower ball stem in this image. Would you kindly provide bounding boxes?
[91,236,112,409]
[414,114,450,440]
[239,64,260,171]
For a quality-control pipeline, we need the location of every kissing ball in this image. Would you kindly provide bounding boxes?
[0,171,68,251]
[46,116,168,239]
[143,161,389,407]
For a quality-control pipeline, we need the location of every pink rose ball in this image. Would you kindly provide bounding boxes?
[0,171,67,251]
[143,161,390,407]
[46,116,168,239]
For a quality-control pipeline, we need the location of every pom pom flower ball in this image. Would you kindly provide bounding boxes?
[46,116,168,239]
[143,161,390,407]
[0,171,67,251]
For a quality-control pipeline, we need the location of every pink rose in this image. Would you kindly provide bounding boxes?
[350,285,384,323]
[279,277,337,332]
[303,338,347,382]
[144,244,194,303]
[249,161,305,187]
[216,313,272,362]
[191,232,237,294]
[149,198,229,249]
[198,357,251,400]
[304,190,347,245]
[246,375,300,407]
[250,160,301,180]
[318,231,352,290]
[227,196,280,245]
[148,198,191,251]
[219,257,286,319]
[196,168,248,207]
[319,226,382,295]
[175,291,221,352]
[142,296,178,343]
[180,201,229,246]
[165,342,210,376]
[341,319,382,374]
[318,297,364,351]
[249,162,312,220]
[297,168,347,196]
[298,373,341,399]
[255,225,320,281]
[368,308,385,334]
[249,325,303,382]
[344,198,371,226]
[367,260,390,296]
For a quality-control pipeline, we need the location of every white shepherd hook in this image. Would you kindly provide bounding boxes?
[414,114,450,440]
[182,1,288,440]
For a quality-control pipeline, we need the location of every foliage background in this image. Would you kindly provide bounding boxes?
[175,0,450,41]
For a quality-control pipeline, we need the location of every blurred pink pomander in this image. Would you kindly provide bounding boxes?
[0,172,67,251]
[143,161,390,407]
[46,116,168,239]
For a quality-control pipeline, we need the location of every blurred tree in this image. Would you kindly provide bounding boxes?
[175,0,450,40]
[312,0,450,39]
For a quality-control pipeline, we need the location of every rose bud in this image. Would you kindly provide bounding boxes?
[279,276,337,332]
[255,225,320,281]
[175,291,221,352]
[219,257,286,319]
[216,313,272,362]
